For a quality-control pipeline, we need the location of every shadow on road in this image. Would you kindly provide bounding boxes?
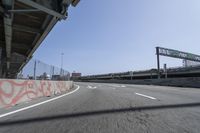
[0,102,200,126]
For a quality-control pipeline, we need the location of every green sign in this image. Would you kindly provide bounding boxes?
[156,47,200,62]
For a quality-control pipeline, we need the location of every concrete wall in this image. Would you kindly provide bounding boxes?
[0,79,73,108]
[84,77,200,88]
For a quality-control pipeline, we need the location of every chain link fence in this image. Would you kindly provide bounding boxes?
[18,59,70,80]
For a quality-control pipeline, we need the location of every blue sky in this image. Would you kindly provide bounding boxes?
[32,0,200,75]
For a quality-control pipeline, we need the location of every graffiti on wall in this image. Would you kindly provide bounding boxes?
[0,80,71,108]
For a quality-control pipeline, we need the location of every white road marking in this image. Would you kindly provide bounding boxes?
[135,93,156,100]
[121,85,126,88]
[108,84,126,88]
[0,85,80,119]
[87,85,97,89]
[88,85,92,89]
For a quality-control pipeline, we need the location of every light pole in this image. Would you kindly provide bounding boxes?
[60,53,64,76]
[33,60,37,80]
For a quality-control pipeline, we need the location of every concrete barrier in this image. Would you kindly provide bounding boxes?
[0,79,73,108]
[83,77,200,88]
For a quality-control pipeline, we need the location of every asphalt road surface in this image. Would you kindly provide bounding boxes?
[0,82,200,133]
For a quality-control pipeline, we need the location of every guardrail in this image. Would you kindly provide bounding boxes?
[0,79,73,108]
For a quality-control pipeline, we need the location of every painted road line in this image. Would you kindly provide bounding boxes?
[0,85,80,119]
[88,85,92,89]
[135,93,156,100]
[87,85,97,89]
[109,85,126,88]
[121,85,126,88]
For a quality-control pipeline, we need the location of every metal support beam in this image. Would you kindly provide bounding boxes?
[2,0,14,71]
[18,16,59,72]
[13,24,41,34]
[0,40,4,47]
[0,40,29,51]
[0,6,4,13]
[12,42,30,50]
[71,0,80,7]
[17,55,32,74]
[28,16,58,59]
[62,0,73,6]
[8,9,40,13]
[17,0,67,19]
[62,0,80,8]
[1,19,42,38]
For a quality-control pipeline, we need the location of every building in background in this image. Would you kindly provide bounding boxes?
[36,72,51,80]
[52,73,70,81]
[71,72,82,80]
[183,59,200,67]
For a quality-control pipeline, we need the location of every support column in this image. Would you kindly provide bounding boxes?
[156,47,160,79]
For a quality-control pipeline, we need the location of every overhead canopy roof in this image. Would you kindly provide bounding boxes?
[0,0,79,78]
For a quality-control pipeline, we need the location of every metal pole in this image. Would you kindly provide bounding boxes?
[60,53,64,76]
[156,47,160,79]
[130,71,133,80]
[52,66,54,75]
[33,60,36,80]
[164,64,167,79]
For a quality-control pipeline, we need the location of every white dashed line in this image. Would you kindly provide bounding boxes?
[135,93,156,100]
[121,85,126,88]
[87,85,97,89]
[108,84,126,88]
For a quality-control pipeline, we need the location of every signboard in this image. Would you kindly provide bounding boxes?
[156,47,200,62]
